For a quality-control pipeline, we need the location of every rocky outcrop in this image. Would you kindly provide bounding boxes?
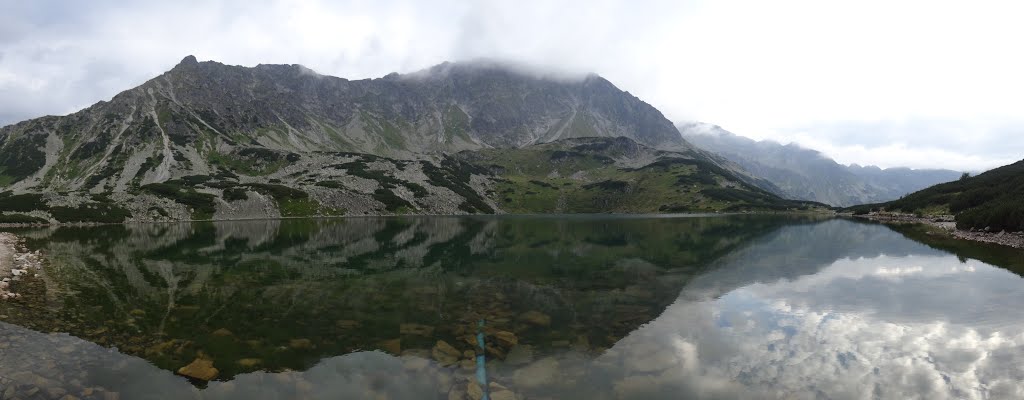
[0,232,43,299]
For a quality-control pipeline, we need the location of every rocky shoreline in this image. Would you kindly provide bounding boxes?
[0,232,44,299]
[853,212,1024,249]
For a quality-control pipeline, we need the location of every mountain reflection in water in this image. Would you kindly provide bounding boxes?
[0,216,1022,399]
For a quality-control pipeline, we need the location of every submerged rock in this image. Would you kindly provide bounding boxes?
[517,311,551,327]
[489,389,517,400]
[488,382,518,400]
[46,387,67,398]
[400,323,435,336]
[486,344,506,359]
[379,338,401,354]
[289,338,313,350]
[432,340,462,366]
[335,319,361,329]
[177,358,219,381]
[492,331,518,347]
[467,381,484,400]
[236,358,262,368]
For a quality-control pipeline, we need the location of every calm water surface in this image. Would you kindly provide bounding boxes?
[0,215,1022,399]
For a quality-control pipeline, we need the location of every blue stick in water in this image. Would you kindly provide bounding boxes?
[476,319,490,400]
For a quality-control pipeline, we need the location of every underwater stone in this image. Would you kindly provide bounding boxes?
[432,340,461,366]
[492,330,518,347]
[400,323,435,336]
[517,311,551,327]
[380,338,401,354]
[289,338,313,350]
[177,358,219,381]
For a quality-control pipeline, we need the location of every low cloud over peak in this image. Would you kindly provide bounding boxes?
[1,0,1021,170]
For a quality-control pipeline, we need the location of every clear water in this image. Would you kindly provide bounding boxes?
[0,215,1022,399]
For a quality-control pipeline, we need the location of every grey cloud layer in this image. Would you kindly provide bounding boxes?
[0,0,1021,170]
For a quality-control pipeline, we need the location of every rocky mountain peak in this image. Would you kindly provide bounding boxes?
[179,55,198,65]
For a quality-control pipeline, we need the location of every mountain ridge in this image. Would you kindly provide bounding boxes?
[0,57,821,223]
[677,122,962,207]
[0,56,695,192]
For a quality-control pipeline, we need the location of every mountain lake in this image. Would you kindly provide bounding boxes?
[0,215,1022,399]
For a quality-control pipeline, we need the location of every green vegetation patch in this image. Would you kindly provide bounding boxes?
[957,198,1024,232]
[332,158,428,199]
[582,180,630,193]
[0,193,47,212]
[0,192,130,223]
[469,140,824,213]
[244,183,321,217]
[0,132,48,185]
[700,188,810,211]
[49,203,132,224]
[142,182,217,220]
[420,158,494,213]
[180,175,213,185]
[69,130,112,161]
[85,144,132,189]
[314,180,344,189]
[0,214,48,224]
[373,188,414,212]
[208,147,299,176]
[132,153,165,187]
[443,105,472,143]
[223,187,249,202]
[360,111,408,151]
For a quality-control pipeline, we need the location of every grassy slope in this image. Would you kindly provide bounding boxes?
[468,140,824,214]
[846,159,1024,231]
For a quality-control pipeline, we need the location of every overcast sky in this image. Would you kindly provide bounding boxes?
[1,0,1022,171]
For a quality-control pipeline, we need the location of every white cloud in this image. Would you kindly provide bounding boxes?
[1,0,1022,169]
[780,135,1018,171]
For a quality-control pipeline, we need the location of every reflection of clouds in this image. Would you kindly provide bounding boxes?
[874,265,924,276]
[610,295,1024,399]
[680,220,948,301]
[750,255,984,288]
[615,251,1024,399]
[738,255,1024,328]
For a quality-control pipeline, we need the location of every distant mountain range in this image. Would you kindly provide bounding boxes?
[677,122,963,207]
[0,57,818,224]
